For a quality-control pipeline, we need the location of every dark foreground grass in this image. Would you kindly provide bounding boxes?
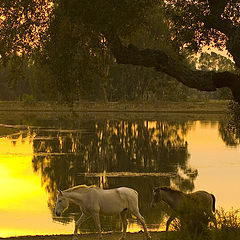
[167,208,240,240]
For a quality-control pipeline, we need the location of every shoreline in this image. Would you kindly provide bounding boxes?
[0,231,171,240]
[0,100,230,113]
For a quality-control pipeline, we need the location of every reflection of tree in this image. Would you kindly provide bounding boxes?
[29,118,197,229]
[218,102,240,147]
[219,122,240,147]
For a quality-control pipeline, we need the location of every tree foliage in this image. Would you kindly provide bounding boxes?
[0,0,239,102]
[0,0,52,60]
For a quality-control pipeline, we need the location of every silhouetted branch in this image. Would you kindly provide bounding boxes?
[105,32,240,103]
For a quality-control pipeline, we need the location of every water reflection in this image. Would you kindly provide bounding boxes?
[29,119,198,231]
[218,121,240,147]
[1,113,240,236]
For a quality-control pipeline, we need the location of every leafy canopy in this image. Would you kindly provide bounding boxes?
[0,0,239,102]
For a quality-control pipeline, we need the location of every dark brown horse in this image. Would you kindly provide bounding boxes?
[151,186,216,231]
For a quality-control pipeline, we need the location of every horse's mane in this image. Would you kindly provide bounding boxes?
[64,184,98,192]
[160,186,183,195]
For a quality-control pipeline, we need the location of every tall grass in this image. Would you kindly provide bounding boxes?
[210,208,240,240]
[166,208,240,240]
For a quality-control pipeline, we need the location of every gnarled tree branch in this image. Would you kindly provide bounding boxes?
[208,0,229,17]
[203,14,236,37]
[105,31,240,103]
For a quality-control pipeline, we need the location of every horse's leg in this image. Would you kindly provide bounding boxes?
[92,213,102,239]
[120,210,128,240]
[73,213,90,240]
[130,209,151,239]
[166,215,175,231]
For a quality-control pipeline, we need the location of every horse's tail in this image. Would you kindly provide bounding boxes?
[211,194,216,212]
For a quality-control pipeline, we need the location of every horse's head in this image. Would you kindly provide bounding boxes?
[55,190,69,217]
[151,187,162,207]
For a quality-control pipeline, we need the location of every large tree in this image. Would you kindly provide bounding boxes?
[0,0,240,103]
[104,0,240,103]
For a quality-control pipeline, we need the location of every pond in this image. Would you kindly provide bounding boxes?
[0,111,240,237]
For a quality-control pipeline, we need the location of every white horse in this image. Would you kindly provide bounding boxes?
[151,186,217,231]
[55,185,151,240]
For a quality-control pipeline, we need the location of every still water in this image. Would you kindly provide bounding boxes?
[0,112,240,237]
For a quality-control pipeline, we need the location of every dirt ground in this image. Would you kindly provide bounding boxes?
[0,231,171,240]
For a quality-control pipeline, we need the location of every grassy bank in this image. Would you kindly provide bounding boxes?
[0,100,230,142]
[0,100,229,113]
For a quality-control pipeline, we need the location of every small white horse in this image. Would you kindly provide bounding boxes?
[151,186,217,231]
[55,185,151,240]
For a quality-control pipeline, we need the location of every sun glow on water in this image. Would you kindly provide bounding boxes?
[186,121,240,210]
[0,135,74,237]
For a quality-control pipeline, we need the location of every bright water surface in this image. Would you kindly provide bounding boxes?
[0,112,240,237]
